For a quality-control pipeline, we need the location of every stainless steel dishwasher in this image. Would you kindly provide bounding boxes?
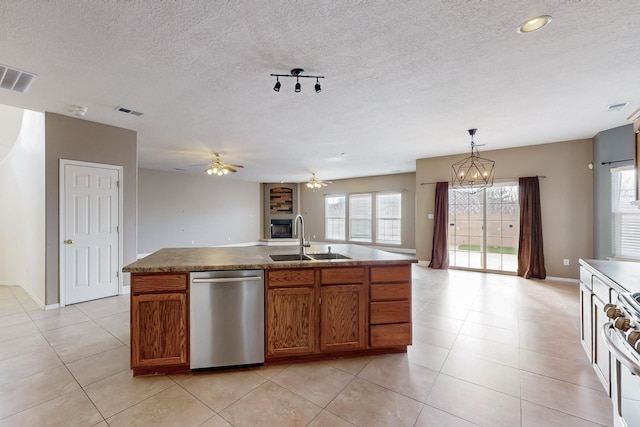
[190,270,264,370]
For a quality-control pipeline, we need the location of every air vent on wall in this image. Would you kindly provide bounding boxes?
[115,106,143,116]
[607,102,629,112]
[0,64,36,93]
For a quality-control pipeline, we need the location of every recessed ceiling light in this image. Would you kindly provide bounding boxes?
[517,15,552,33]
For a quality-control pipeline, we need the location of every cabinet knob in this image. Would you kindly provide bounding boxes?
[64,239,73,244]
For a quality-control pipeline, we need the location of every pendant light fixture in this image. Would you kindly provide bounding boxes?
[451,129,495,193]
[270,68,324,93]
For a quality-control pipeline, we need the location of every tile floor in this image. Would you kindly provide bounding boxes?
[0,266,613,427]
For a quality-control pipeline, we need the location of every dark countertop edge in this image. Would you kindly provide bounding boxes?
[579,258,640,294]
[123,258,418,274]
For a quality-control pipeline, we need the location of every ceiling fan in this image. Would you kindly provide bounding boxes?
[306,173,331,189]
[205,153,244,176]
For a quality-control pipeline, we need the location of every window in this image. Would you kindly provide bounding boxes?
[349,194,372,242]
[376,193,401,244]
[325,195,346,240]
[612,166,640,259]
[324,191,402,244]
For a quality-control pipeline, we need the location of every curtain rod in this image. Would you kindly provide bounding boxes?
[420,176,546,186]
[601,158,633,165]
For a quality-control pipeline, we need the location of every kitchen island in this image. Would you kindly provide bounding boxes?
[123,244,417,376]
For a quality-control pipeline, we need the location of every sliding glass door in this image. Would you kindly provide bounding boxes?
[448,184,519,273]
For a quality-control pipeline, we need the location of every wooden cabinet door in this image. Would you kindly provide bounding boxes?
[131,292,188,370]
[267,287,316,358]
[320,284,366,352]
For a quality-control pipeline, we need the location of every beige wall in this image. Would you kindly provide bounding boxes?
[416,139,593,279]
[299,172,416,251]
[0,110,46,306]
[45,113,137,305]
[138,168,261,253]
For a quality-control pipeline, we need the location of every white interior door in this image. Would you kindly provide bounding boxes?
[61,161,121,305]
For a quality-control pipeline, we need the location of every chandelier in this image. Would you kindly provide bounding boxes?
[271,68,324,93]
[451,129,495,193]
[205,153,244,176]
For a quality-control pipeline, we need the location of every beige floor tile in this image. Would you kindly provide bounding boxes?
[199,415,234,427]
[449,334,519,368]
[521,400,609,427]
[0,388,103,427]
[73,298,129,320]
[358,353,438,403]
[326,377,423,427]
[271,361,354,407]
[106,384,214,427]
[83,370,174,418]
[441,352,521,397]
[519,348,603,391]
[29,306,91,332]
[459,321,519,346]
[93,311,130,344]
[0,334,52,362]
[464,310,519,330]
[426,374,521,427]
[414,404,481,427]
[0,345,63,386]
[407,340,451,371]
[0,365,80,418]
[66,345,130,387]
[91,423,108,427]
[0,321,40,343]
[413,311,464,334]
[42,320,122,363]
[178,369,267,412]
[220,381,321,427]
[520,371,613,426]
[322,355,373,375]
[253,363,290,379]
[0,312,31,328]
[412,324,458,349]
[307,410,356,426]
[0,300,24,317]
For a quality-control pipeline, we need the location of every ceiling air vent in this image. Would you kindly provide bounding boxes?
[0,64,36,93]
[115,106,143,116]
[607,102,629,112]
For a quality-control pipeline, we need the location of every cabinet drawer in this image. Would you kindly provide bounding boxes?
[370,323,411,347]
[579,266,592,290]
[132,274,187,293]
[370,301,411,324]
[592,276,610,304]
[370,265,411,283]
[268,269,315,287]
[321,267,364,285]
[371,283,410,301]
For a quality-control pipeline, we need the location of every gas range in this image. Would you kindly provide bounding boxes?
[603,292,640,427]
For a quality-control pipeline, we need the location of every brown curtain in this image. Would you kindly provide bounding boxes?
[518,177,546,279]
[429,182,449,269]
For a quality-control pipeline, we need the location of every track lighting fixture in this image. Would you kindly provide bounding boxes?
[270,68,325,93]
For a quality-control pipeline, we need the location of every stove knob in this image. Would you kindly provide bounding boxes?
[628,331,640,350]
[614,316,631,331]
[604,304,621,319]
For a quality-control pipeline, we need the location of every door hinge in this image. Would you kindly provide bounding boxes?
[116,225,119,233]
[116,180,120,188]
[116,271,119,278]
[319,297,322,305]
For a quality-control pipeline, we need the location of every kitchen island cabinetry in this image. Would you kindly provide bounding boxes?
[266,268,316,358]
[369,265,412,347]
[319,267,367,352]
[130,273,189,376]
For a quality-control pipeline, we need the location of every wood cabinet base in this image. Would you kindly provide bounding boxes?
[264,346,407,365]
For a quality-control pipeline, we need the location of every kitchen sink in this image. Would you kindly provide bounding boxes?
[307,253,351,260]
[269,254,313,262]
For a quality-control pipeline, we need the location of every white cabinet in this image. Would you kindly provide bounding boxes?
[592,275,612,396]
[579,266,592,360]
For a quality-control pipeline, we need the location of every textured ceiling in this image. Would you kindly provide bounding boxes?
[1,1,639,183]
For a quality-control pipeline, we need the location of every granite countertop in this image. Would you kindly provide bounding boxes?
[579,258,640,293]
[123,244,418,273]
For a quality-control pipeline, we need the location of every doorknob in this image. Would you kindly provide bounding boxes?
[64,239,73,244]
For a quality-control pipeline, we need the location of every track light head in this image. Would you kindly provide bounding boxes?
[295,78,301,93]
[270,68,324,94]
[273,78,281,92]
[315,78,321,93]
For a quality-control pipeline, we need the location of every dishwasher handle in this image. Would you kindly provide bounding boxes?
[192,276,262,284]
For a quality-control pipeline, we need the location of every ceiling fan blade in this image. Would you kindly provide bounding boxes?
[227,163,244,168]
[225,166,238,173]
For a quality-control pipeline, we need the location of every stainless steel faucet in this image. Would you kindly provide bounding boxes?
[293,214,310,259]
